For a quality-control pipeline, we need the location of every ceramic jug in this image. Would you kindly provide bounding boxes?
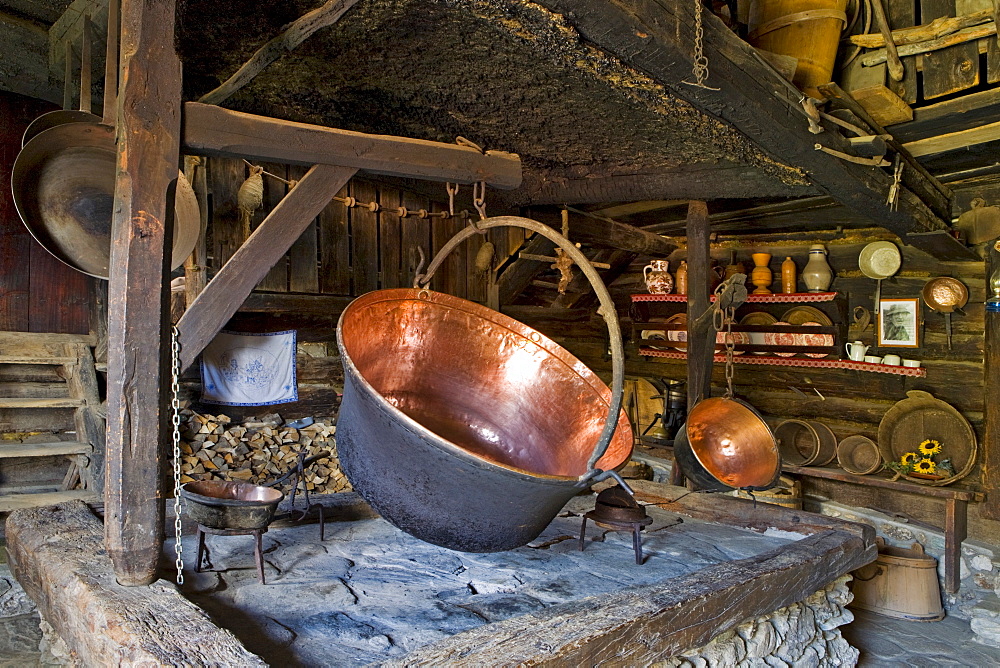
[781,257,797,294]
[802,244,833,292]
[643,260,674,294]
[675,260,688,295]
[845,341,869,361]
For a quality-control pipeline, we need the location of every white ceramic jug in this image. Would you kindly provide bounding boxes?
[845,341,869,361]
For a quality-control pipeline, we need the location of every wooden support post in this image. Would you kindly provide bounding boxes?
[672,200,711,486]
[177,164,357,371]
[944,497,968,593]
[105,0,181,586]
[982,244,1000,520]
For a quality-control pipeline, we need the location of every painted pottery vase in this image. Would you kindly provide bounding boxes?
[675,260,688,295]
[643,259,674,294]
[781,256,797,294]
[802,244,833,292]
[750,253,772,295]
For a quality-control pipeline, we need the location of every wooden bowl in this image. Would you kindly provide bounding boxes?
[837,435,882,475]
[774,419,837,466]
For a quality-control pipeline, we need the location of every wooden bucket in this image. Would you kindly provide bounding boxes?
[734,475,802,509]
[850,539,945,621]
[748,0,848,98]
[774,419,837,466]
[837,435,882,475]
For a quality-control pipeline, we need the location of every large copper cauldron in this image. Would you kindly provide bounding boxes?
[336,288,632,552]
[674,396,780,492]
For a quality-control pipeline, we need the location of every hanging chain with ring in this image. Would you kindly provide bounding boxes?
[712,277,746,398]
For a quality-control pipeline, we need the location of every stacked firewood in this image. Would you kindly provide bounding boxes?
[176,410,351,494]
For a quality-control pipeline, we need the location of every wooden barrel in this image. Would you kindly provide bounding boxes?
[774,419,837,466]
[734,475,802,509]
[837,435,882,475]
[748,0,848,98]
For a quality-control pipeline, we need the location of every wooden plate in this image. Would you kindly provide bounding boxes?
[781,305,833,327]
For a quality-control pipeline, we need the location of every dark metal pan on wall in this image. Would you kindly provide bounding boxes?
[11,123,200,279]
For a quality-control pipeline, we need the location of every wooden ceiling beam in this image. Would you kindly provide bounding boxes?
[528,208,677,257]
[534,0,959,260]
[182,102,522,188]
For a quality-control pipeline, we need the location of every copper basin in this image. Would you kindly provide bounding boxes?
[336,289,632,552]
[675,396,780,491]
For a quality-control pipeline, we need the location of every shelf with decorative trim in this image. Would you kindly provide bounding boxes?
[637,347,926,377]
[631,292,838,303]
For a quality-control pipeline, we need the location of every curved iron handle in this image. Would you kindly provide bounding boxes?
[414,215,625,488]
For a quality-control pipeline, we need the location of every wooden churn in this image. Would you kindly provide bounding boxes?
[850,538,945,621]
[747,0,848,99]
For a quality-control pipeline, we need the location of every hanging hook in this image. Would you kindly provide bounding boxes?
[446,182,458,217]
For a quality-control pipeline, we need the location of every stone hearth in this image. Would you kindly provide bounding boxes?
[5,481,875,665]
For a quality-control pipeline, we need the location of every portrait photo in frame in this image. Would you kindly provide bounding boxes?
[878,298,921,348]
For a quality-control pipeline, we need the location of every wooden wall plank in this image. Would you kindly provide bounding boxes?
[287,165,319,293]
[350,180,379,294]
[401,191,431,290]
[982,245,1000,520]
[379,187,403,289]
[27,245,90,335]
[318,184,350,295]
[919,0,980,99]
[208,157,246,270]
[257,162,290,292]
[467,214,487,303]
[432,202,465,299]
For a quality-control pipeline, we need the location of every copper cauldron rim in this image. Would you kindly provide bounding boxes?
[336,288,632,484]
[180,480,284,506]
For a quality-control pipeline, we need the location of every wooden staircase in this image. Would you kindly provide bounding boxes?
[0,332,104,511]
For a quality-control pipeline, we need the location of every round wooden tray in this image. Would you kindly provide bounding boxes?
[877,390,976,486]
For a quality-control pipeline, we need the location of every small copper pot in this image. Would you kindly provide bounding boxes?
[674,396,781,492]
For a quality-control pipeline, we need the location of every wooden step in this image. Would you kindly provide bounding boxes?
[0,355,76,365]
[0,490,99,512]
[0,441,92,459]
[0,398,85,409]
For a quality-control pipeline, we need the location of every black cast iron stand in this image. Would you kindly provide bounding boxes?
[195,524,268,584]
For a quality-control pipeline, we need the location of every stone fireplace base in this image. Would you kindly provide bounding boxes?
[5,482,874,665]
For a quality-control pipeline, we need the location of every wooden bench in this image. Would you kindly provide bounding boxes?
[784,464,984,594]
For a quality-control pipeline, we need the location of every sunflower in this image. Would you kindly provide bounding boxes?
[900,452,919,466]
[914,458,937,474]
[919,439,942,456]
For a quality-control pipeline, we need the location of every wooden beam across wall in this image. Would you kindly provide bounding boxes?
[182,103,522,189]
[982,245,1000,521]
[104,0,180,587]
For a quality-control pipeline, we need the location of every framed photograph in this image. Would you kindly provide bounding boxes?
[878,298,921,348]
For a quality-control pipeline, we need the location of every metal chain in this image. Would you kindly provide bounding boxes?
[170,326,184,586]
[446,182,458,216]
[724,305,736,398]
[684,0,720,90]
[473,181,487,220]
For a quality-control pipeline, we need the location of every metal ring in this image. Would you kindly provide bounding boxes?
[529,332,541,343]
[417,289,430,300]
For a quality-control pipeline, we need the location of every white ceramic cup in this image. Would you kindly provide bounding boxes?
[902,359,921,368]
[882,354,902,365]
[864,355,882,364]
[845,341,869,361]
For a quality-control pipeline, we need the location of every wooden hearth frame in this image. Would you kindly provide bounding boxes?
[104,0,521,585]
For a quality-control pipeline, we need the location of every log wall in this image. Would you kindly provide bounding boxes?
[512,226,1000,546]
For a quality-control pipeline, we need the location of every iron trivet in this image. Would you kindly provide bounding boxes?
[579,485,653,565]
[195,524,269,584]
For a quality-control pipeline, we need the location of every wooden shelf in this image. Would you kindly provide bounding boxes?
[632,292,838,303]
[637,347,927,377]
[0,398,86,409]
[0,490,98,513]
